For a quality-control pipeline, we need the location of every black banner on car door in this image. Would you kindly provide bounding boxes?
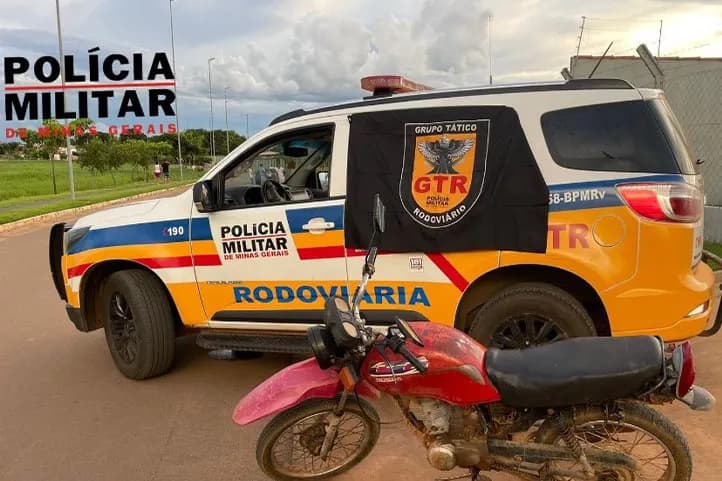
[345,106,549,253]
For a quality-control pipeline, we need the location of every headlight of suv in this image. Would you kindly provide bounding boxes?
[64,226,91,254]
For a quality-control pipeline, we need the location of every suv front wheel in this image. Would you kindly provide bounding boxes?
[468,282,596,349]
[101,269,176,379]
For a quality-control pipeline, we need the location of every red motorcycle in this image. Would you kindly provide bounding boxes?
[234,196,714,481]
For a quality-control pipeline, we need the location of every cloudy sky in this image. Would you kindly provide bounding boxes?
[1,0,721,136]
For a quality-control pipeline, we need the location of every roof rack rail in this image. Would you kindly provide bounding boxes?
[269,78,635,126]
[564,78,634,89]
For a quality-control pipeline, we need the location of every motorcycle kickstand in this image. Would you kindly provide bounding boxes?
[319,390,350,460]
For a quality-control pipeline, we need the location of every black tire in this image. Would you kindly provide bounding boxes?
[101,269,176,380]
[468,282,596,349]
[257,398,380,481]
[536,401,692,481]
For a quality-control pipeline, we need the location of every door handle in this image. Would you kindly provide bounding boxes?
[302,218,335,232]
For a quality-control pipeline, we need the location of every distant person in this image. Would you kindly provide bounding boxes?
[162,160,170,182]
[254,163,268,184]
[154,162,162,182]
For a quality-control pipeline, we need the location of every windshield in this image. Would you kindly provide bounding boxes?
[647,98,699,175]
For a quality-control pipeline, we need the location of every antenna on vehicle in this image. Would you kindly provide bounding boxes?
[588,41,614,79]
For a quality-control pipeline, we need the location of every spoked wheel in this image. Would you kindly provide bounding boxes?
[108,292,138,364]
[490,314,568,349]
[537,401,692,481]
[257,398,380,481]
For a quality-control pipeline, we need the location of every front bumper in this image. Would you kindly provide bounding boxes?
[65,304,91,332]
[49,223,68,301]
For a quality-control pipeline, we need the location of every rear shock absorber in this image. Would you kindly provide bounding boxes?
[556,412,595,477]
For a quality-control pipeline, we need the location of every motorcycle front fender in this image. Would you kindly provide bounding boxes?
[233,357,380,426]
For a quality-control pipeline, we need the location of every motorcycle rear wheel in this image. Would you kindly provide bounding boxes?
[256,398,380,481]
[536,401,692,481]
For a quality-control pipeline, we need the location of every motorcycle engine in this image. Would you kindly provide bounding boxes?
[405,397,487,471]
[408,398,450,434]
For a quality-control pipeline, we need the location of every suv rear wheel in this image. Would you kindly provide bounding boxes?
[101,269,176,379]
[468,282,596,349]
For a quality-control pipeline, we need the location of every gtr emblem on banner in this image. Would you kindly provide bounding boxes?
[399,119,490,229]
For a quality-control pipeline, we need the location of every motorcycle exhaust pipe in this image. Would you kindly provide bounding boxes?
[679,385,716,411]
[487,438,638,470]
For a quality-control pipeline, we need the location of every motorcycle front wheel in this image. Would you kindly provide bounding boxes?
[256,398,380,481]
[536,401,692,481]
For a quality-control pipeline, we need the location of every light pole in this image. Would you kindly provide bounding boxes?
[207,57,216,161]
[224,87,230,155]
[245,113,249,139]
[169,0,183,180]
[55,0,75,200]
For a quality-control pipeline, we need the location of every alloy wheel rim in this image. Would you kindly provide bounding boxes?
[490,314,568,349]
[108,292,138,364]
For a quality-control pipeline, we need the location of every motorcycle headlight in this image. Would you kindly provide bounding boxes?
[307,326,337,370]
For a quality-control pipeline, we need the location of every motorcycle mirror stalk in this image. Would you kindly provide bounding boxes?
[352,194,387,322]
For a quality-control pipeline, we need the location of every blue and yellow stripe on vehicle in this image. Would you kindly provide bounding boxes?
[65,218,221,279]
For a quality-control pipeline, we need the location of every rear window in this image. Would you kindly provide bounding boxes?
[541,100,681,174]
[647,99,698,174]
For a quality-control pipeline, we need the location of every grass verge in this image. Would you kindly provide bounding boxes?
[0,182,191,225]
[704,242,722,270]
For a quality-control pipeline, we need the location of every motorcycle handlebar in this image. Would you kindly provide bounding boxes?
[397,343,427,374]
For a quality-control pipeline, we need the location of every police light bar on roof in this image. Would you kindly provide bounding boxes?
[360,75,433,97]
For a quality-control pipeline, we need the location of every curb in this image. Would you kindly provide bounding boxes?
[0,185,190,234]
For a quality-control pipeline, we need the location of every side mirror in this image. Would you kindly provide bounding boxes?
[394,317,424,347]
[361,194,386,278]
[373,194,386,234]
[317,171,329,190]
[193,180,218,212]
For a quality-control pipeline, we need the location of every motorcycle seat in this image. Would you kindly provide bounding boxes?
[484,336,664,408]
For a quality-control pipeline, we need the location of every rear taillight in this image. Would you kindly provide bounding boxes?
[672,341,696,398]
[616,182,702,223]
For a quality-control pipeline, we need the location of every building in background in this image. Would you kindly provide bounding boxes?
[570,55,722,242]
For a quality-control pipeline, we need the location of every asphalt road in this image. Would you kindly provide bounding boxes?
[1,204,720,481]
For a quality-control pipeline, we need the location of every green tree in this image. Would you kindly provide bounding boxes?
[0,141,23,158]
[182,131,205,162]
[78,139,107,174]
[21,130,42,159]
[69,118,96,146]
[77,139,112,187]
[34,119,66,194]
[38,119,65,160]
[119,132,148,142]
[119,140,173,182]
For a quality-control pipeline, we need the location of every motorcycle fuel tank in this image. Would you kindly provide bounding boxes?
[361,323,501,405]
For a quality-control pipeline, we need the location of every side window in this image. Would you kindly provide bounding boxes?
[541,100,680,174]
[222,126,334,209]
